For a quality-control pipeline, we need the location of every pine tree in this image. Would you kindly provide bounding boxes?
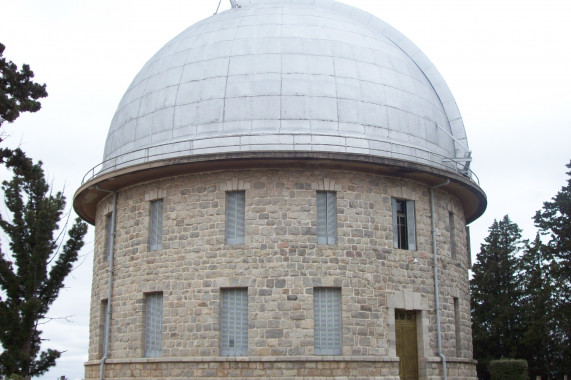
[0,42,47,130]
[0,149,88,379]
[470,215,523,379]
[533,160,571,378]
[518,234,555,379]
[0,42,48,165]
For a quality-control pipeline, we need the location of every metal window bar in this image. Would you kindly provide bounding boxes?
[406,200,416,250]
[392,199,416,250]
[397,201,408,250]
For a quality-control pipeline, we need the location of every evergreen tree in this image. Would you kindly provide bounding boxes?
[470,215,523,379]
[533,160,571,378]
[0,149,88,379]
[518,234,555,379]
[0,42,48,165]
[0,42,47,130]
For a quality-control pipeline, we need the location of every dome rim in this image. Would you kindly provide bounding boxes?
[74,151,486,226]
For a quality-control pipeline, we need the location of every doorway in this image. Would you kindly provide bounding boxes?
[395,309,419,380]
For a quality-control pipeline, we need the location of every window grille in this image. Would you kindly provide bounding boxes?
[314,287,342,355]
[225,191,245,244]
[149,199,163,251]
[145,293,163,357]
[392,198,416,250]
[317,191,337,245]
[449,212,456,259]
[221,288,248,356]
[104,213,113,260]
[466,226,472,267]
[454,297,461,356]
[99,299,109,358]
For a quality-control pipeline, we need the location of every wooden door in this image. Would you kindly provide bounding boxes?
[395,310,418,380]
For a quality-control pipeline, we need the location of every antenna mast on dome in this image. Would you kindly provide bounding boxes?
[214,0,241,14]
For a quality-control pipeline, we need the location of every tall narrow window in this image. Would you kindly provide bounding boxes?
[221,288,248,356]
[149,199,163,251]
[225,191,245,245]
[466,226,472,267]
[392,198,416,250]
[314,287,342,355]
[449,212,456,259]
[145,292,163,358]
[454,297,461,357]
[104,213,113,261]
[317,191,337,245]
[99,299,109,358]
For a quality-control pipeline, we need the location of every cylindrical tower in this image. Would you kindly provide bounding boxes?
[74,1,486,379]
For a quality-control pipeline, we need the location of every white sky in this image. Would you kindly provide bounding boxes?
[0,0,570,379]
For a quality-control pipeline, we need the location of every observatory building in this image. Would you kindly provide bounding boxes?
[74,0,486,379]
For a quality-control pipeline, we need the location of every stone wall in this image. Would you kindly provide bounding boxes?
[87,168,476,379]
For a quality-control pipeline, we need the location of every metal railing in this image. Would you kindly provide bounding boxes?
[81,133,480,186]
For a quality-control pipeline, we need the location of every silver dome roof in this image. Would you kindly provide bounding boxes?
[102,0,471,175]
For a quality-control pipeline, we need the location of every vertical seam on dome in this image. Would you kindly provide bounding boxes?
[278,2,284,136]
[133,78,150,160]
[382,34,470,158]
[173,44,189,153]
[221,11,242,132]
[328,26,340,141]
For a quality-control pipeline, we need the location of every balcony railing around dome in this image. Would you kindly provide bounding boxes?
[81,134,480,186]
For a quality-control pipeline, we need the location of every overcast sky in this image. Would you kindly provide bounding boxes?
[1,0,570,379]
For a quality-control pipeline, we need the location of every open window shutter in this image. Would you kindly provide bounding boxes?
[314,288,341,355]
[221,289,248,356]
[326,192,337,245]
[145,293,163,357]
[406,200,416,250]
[391,198,399,248]
[317,192,327,244]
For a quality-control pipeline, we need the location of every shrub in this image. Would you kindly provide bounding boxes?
[489,359,528,380]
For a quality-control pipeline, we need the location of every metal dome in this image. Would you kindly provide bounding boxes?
[101,0,472,176]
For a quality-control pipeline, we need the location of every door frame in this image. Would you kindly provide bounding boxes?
[388,291,430,379]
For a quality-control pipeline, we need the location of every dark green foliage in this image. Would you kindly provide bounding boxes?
[531,159,571,379]
[470,215,523,380]
[472,161,571,380]
[488,359,528,380]
[0,43,47,130]
[0,149,88,378]
[518,235,557,379]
